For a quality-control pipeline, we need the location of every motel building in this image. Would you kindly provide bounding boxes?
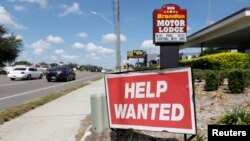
[180,7,250,54]
[145,7,250,66]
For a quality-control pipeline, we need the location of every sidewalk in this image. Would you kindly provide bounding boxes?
[0,79,105,141]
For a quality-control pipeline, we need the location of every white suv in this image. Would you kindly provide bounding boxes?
[7,67,43,80]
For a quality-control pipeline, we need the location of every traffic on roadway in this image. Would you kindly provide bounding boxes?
[0,71,103,111]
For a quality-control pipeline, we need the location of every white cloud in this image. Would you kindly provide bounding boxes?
[46,35,64,44]
[54,49,65,55]
[73,42,115,55]
[50,55,57,61]
[14,5,26,11]
[30,39,51,55]
[16,34,23,40]
[207,20,215,25]
[80,43,115,55]
[102,33,127,44]
[83,43,100,52]
[141,40,156,49]
[54,48,78,61]
[98,47,115,54]
[0,5,26,29]
[72,42,84,49]
[31,39,51,49]
[59,2,83,17]
[140,40,159,54]
[3,34,23,40]
[77,32,88,38]
[61,54,78,60]
[33,48,44,55]
[86,53,100,60]
[20,0,48,8]
[17,50,29,61]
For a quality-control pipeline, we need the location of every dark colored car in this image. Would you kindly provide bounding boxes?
[46,66,76,82]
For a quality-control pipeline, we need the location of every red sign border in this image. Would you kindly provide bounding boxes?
[153,4,187,45]
[104,67,197,135]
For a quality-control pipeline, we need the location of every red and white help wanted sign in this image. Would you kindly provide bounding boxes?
[105,67,196,134]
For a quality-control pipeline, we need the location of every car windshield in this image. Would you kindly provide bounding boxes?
[49,67,66,71]
[14,68,26,71]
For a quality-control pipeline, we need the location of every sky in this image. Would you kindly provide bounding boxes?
[1,0,250,69]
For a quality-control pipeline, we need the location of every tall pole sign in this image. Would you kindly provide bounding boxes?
[153,4,187,69]
[153,4,187,44]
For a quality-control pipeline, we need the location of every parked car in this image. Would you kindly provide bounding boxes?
[0,67,7,74]
[7,67,43,80]
[46,66,76,82]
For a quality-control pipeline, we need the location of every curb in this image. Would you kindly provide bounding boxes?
[80,125,93,141]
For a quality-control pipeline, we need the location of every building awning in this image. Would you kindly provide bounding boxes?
[180,7,250,49]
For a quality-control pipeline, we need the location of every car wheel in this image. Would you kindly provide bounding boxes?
[10,78,15,81]
[27,74,31,80]
[65,76,69,82]
[39,74,43,79]
[47,79,51,82]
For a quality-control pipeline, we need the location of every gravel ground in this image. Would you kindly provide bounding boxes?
[77,81,250,141]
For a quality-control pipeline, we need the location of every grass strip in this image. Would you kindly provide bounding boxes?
[91,75,103,81]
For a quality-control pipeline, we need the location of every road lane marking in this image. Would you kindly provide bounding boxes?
[0,82,27,87]
[0,75,101,101]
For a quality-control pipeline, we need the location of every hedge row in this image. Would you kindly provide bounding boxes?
[193,69,250,93]
[180,52,250,70]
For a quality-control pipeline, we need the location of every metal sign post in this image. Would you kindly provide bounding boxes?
[153,4,197,140]
[160,45,179,68]
[153,4,187,69]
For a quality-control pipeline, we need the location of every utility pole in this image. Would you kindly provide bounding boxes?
[208,0,211,25]
[115,0,121,71]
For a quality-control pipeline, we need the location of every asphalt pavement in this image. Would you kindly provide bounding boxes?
[0,72,101,111]
[0,78,105,141]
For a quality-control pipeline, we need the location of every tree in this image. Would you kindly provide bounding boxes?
[14,61,32,66]
[39,62,48,67]
[67,63,78,69]
[49,63,58,68]
[202,48,229,56]
[0,25,23,67]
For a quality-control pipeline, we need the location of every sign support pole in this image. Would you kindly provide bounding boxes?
[153,3,197,139]
[160,45,179,68]
[184,134,196,141]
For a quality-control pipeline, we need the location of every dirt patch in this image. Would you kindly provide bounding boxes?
[75,114,92,141]
[77,81,250,141]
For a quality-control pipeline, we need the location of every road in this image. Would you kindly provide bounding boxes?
[0,71,103,111]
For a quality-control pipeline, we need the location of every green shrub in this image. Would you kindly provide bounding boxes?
[217,70,228,85]
[204,70,219,91]
[217,106,250,125]
[242,69,250,87]
[193,69,205,82]
[179,52,250,70]
[196,133,205,141]
[227,69,247,93]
